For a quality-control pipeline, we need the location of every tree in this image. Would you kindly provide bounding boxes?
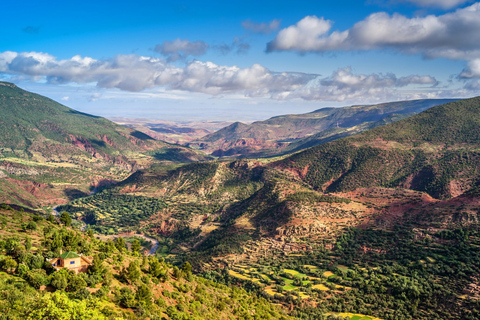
[131,239,141,254]
[51,272,68,291]
[136,283,153,307]
[5,236,19,254]
[25,236,32,251]
[47,213,55,223]
[68,274,87,292]
[115,237,126,252]
[28,291,106,319]
[75,287,91,300]
[26,270,47,289]
[118,287,136,308]
[26,221,37,231]
[86,229,94,238]
[26,253,44,270]
[125,261,141,283]
[59,212,72,227]
[182,261,192,274]
[149,257,162,278]
[17,263,30,278]
[1,256,17,273]
[173,266,182,280]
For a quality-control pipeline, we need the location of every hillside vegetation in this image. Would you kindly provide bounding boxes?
[275,97,480,199]
[0,205,292,319]
[0,82,210,207]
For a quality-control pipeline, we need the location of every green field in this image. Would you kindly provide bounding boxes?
[325,312,383,320]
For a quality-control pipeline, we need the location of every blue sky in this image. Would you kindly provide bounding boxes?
[1,0,479,121]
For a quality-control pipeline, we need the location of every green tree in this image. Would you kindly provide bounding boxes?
[26,270,47,289]
[46,213,55,223]
[67,274,87,292]
[51,272,68,291]
[136,283,153,307]
[118,287,136,308]
[59,212,72,227]
[17,263,30,277]
[131,239,141,254]
[25,236,32,251]
[182,261,192,274]
[115,237,126,252]
[173,266,182,280]
[125,261,141,283]
[1,256,18,273]
[27,291,106,320]
[26,221,37,231]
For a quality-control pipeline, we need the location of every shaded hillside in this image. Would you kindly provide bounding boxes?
[190,99,457,158]
[274,97,480,199]
[0,82,210,207]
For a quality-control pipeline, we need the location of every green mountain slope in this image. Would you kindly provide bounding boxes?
[190,99,457,158]
[274,97,480,199]
[0,82,210,207]
[0,205,292,319]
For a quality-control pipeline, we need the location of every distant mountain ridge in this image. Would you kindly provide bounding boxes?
[189,99,458,158]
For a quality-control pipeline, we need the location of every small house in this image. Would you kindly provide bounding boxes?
[48,251,93,274]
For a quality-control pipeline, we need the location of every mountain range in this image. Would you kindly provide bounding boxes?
[189,99,457,158]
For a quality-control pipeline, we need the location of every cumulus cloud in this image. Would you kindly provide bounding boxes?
[281,67,438,101]
[268,4,480,55]
[402,0,472,9]
[0,51,314,95]
[460,59,480,78]
[242,19,281,34]
[268,5,480,59]
[154,39,209,62]
[267,4,480,79]
[0,51,445,102]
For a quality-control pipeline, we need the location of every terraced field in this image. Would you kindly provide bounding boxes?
[326,313,384,320]
[227,264,351,301]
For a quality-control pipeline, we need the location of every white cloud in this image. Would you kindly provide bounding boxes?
[266,16,345,52]
[154,39,209,62]
[460,59,480,78]
[0,51,315,95]
[402,0,472,9]
[279,67,438,102]
[268,4,480,54]
[242,19,281,34]
[267,4,480,79]
[0,50,449,103]
[60,96,69,101]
